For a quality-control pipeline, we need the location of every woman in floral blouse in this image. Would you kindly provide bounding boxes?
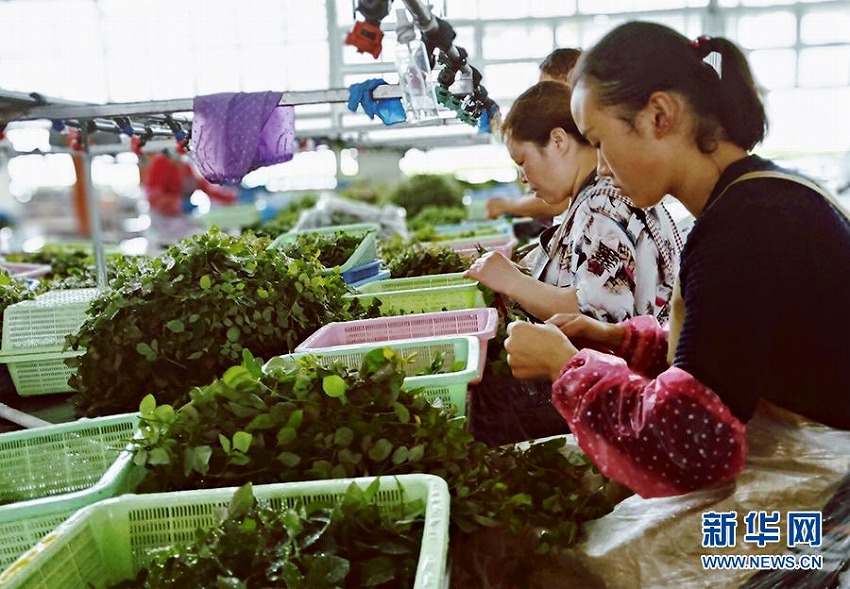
[465,81,682,324]
[465,80,682,447]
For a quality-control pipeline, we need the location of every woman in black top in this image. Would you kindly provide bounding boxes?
[503,21,850,497]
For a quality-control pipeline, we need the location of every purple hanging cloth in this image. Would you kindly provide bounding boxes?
[192,91,296,184]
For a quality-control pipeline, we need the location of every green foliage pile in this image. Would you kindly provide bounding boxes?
[244,195,317,238]
[0,271,36,395]
[68,230,373,416]
[111,482,423,589]
[338,180,391,205]
[0,269,35,314]
[0,270,35,328]
[424,225,505,242]
[389,174,463,219]
[477,286,535,374]
[383,242,472,278]
[131,348,616,580]
[280,231,363,268]
[5,246,139,290]
[407,205,467,233]
[328,211,364,226]
[5,246,92,279]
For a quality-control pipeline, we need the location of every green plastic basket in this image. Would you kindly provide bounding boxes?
[267,222,379,274]
[0,289,98,396]
[431,221,513,240]
[344,272,486,316]
[0,413,139,574]
[197,203,261,230]
[0,474,450,589]
[0,289,97,354]
[268,335,480,416]
[0,351,83,397]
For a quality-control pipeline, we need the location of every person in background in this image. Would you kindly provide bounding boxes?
[143,151,237,244]
[504,22,850,497]
[466,81,682,324]
[485,48,581,222]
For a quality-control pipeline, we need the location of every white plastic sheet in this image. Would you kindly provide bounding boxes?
[567,401,850,588]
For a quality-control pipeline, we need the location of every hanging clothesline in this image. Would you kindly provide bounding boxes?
[2,86,404,123]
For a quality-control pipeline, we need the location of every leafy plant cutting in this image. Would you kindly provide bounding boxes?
[382,240,472,278]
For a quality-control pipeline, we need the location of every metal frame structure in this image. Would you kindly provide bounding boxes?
[1,87,403,123]
[0,85,412,289]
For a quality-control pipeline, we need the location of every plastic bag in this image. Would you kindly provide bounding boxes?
[294,194,408,240]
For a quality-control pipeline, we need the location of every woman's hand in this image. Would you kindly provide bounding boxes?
[546,313,625,351]
[486,197,512,218]
[504,321,579,381]
[463,252,524,295]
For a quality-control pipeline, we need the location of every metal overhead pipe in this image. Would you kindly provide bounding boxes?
[400,0,438,33]
[63,118,174,139]
[79,124,108,290]
[4,87,403,124]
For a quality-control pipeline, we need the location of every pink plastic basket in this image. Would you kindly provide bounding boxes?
[296,308,498,384]
[0,262,52,280]
[451,236,518,259]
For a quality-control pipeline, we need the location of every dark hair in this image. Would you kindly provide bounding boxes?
[571,21,767,152]
[503,81,589,147]
[539,48,582,82]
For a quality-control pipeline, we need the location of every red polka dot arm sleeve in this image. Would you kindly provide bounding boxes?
[616,315,670,378]
[551,349,747,498]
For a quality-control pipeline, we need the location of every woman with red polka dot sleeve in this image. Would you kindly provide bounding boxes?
[504,22,850,498]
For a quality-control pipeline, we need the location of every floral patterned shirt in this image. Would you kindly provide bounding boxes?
[531,175,682,323]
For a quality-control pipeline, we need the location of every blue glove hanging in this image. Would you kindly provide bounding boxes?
[477,107,491,134]
[347,78,406,126]
[237,185,261,204]
[181,196,198,215]
[478,102,499,134]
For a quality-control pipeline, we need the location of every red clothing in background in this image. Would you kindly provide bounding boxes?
[143,153,237,216]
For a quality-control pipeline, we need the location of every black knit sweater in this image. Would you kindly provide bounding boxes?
[674,155,850,429]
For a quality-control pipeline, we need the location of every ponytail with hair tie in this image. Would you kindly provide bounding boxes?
[692,35,723,79]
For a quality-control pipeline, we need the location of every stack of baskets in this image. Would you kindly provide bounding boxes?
[0,414,139,573]
[0,288,98,396]
[296,308,498,386]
